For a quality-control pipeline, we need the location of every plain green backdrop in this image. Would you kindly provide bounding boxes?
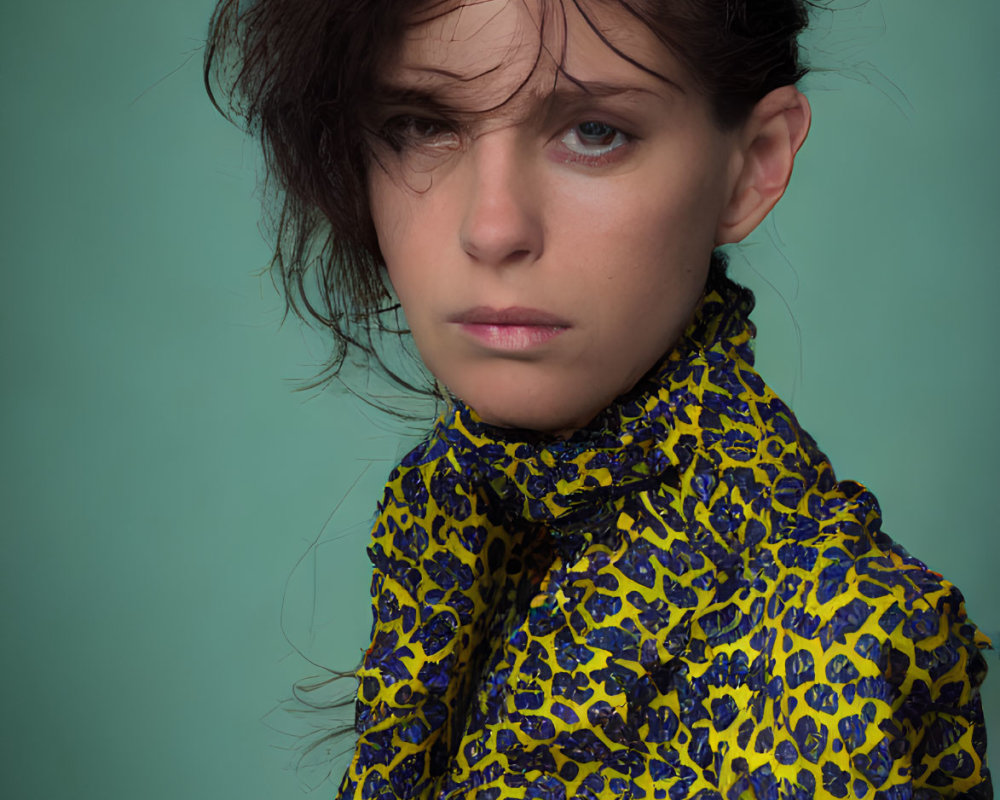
[2,1,997,797]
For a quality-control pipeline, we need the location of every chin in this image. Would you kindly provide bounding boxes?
[451,374,609,437]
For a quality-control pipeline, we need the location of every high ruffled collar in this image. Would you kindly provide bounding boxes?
[417,276,756,528]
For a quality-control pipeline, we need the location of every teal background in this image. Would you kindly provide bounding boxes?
[2,1,997,796]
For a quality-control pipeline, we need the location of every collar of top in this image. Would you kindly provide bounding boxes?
[410,275,756,527]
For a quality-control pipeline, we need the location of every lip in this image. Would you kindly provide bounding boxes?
[450,306,570,351]
[451,306,571,327]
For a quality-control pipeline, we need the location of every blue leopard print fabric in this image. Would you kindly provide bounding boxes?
[336,277,992,799]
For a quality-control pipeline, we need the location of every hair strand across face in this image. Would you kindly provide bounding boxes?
[204,0,819,403]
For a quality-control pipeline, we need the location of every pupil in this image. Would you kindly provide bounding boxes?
[413,119,437,136]
[578,121,612,141]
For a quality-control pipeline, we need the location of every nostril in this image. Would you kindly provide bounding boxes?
[460,225,543,266]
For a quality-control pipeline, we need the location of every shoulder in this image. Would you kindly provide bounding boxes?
[659,354,993,792]
[741,470,993,794]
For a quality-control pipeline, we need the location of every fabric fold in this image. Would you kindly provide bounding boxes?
[337,276,992,799]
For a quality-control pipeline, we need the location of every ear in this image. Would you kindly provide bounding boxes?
[715,86,811,245]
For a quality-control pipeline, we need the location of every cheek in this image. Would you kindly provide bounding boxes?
[369,176,432,309]
[572,187,715,305]
[370,163,463,253]
[559,155,727,262]
[368,172,406,264]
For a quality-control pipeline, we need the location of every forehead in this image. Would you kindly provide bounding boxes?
[380,0,685,109]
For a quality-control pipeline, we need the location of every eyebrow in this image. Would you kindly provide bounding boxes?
[558,72,684,99]
[370,76,679,114]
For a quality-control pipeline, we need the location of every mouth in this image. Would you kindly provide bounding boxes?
[450,306,570,350]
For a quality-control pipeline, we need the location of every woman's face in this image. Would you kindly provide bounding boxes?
[368,0,745,434]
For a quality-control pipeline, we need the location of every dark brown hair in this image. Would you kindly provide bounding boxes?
[205,0,815,395]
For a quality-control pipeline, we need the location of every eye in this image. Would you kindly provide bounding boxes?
[380,115,460,152]
[559,121,631,162]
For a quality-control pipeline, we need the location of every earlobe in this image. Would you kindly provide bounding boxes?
[715,86,812,245]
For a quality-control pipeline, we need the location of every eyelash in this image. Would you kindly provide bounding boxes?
[557,121,633,166]
[379,115,461,153]
[377,115,634,167]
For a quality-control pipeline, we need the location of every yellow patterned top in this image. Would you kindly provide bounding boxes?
[337,277,991,799]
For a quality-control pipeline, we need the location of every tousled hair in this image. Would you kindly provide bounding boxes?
[205,0,816,395]
[207,0,820,766]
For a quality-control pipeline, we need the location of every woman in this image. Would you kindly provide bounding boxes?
[206,0,991,797]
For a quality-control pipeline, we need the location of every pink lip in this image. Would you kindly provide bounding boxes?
[451,306,570,350]
[451,306,571,326]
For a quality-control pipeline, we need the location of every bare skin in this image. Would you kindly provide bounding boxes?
[369,0,810,434]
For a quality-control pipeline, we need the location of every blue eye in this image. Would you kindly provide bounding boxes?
[578,121,616,141]
[560,121,629,159]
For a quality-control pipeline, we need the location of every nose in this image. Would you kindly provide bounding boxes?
[458,130,544,267]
